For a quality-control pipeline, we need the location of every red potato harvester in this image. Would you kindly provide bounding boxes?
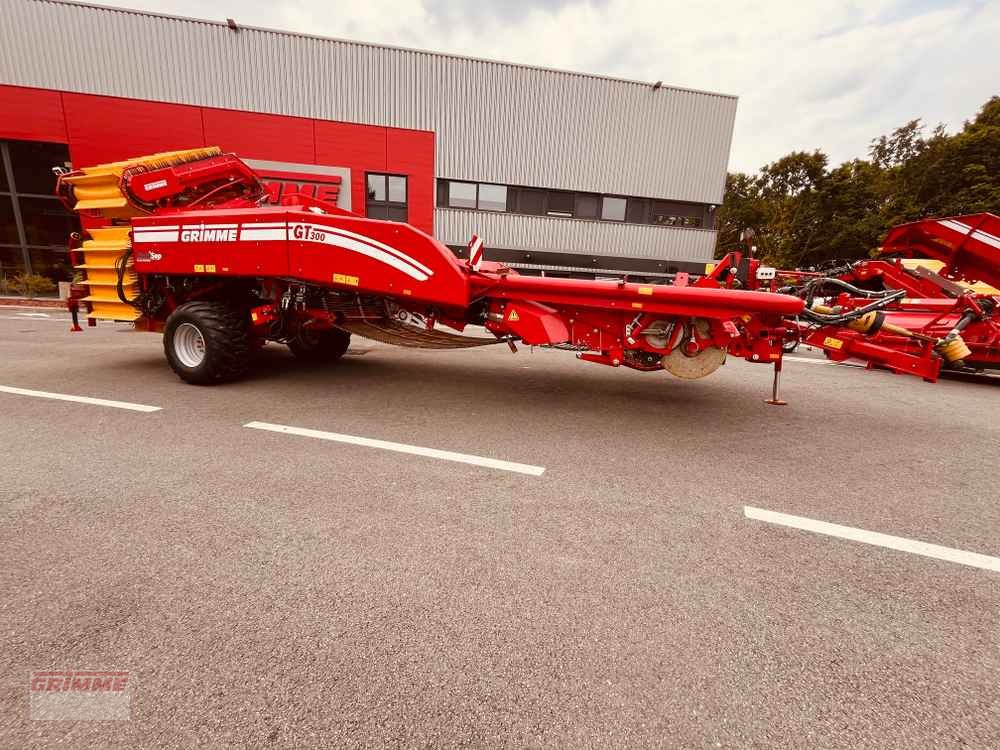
[55,148,1000,403]
[776,214,1000,382]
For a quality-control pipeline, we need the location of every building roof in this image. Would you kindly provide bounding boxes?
[44,0,737,100]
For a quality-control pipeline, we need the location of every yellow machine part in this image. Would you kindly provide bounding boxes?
[900,259,1000,295]
[62,146,222,220]
[76,226,141,321]
[936,336,972,364]
[64,147,224,321]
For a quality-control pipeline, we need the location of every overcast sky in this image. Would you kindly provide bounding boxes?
[134,0,998,174]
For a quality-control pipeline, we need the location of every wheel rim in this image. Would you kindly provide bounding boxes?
[174,322,207,368]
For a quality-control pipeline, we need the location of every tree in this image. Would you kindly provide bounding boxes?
[717,96,1000,268]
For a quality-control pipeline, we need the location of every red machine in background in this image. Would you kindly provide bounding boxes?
[55,147,1000,402]
[776,214,1000,382]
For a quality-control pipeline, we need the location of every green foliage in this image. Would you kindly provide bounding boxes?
[717,96,1000,268]
[7,273,57,298]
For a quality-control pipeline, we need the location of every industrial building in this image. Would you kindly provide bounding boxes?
[0,0,737,293]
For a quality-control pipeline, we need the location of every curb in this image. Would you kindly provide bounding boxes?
[0,298,66,310]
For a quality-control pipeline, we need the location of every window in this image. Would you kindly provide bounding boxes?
[601,196,627,222]
[442,180,507,211]
[0,246,26,291]
[477,184,507,212]
[651,200,706,228]
[0,139,79,296]
[626,198,649,224]
[19,197,77,247]
[366,174,386,202]
[365,173,408,222]
[575,194,599,220]
[517,188,546,215]
[27,248,72,286]
[447,181,477,209]
[387,176,406,203]
[435,178,712,230]
[0,197,18,245]
[546,191,574,217]
[10,140,69,196]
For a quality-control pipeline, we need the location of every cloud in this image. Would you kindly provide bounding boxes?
[130,0,1000,173]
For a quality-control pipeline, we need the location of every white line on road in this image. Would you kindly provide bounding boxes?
[0,385,161,412]
[745,506,1000,573]
[783,356,835,365]
[0,317,71,322]
[245,421,546,476]
[15,312,51,318]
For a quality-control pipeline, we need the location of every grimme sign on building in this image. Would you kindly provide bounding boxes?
[246,160,352,212]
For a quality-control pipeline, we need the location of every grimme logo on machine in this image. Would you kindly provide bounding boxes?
[244,159,352,211]
[181,226,238,242]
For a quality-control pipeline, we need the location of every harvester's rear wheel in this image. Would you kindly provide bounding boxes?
[163,301,252,384]
[287,326,352,363]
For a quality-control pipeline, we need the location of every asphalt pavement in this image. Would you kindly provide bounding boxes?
[1,309,998,748]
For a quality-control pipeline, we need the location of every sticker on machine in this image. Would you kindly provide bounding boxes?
[287,222,434,282]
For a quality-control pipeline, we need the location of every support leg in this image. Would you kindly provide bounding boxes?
[68,300,82,332]
[764,360,788,406]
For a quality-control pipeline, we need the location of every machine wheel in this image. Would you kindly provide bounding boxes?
[661,345,727,379]
[287,326,352,363]
[660,318,727,379]
[163,301,252,385]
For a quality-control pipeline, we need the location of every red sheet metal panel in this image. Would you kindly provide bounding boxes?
[315,120,387,218]
[202,108,315,163]
[0,85,68,143]
[62,93,205,166]
[387,127,435,236]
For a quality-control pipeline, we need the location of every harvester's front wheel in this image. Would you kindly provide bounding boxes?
[163,301,252,385]
[287,326,352,363]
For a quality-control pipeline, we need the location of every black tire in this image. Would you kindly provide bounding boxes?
[163,301,252,385]
[287,326,352,363]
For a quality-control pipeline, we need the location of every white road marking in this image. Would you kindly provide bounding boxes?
[745,506,1000,573]
[15,312,51,318]
[245,421,545,476]
[0,316,70,322]
[783,356,835,365]
[783,356,866,370]
[0,385,161,412]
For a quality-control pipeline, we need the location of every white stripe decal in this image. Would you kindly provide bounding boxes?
[745,506,1000,573]
[938,219,971,234]
[244,421,545,476]
[135,225,179,230]
[0,384,161,412]
[321,225,435,277]
[239,228,287,241]
[287,222,430,281]
[972,230,1000,250]
[183,223,238,229]
[936,220,1000,250]
[134,231,179,243]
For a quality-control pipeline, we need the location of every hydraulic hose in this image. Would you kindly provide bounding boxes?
[798,289,906,326]
[115,245,133,305]
[799,277,895,309]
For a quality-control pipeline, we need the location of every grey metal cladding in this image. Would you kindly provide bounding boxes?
[1,1,737,204]
[436,208,717,263]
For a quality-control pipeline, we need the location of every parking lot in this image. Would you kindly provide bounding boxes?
[2,310,999,747]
